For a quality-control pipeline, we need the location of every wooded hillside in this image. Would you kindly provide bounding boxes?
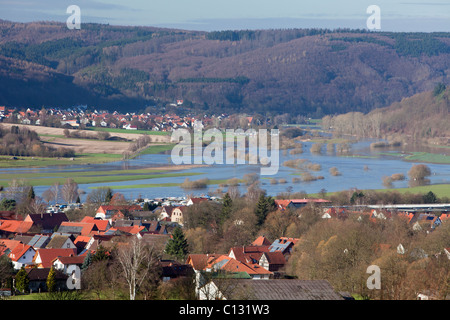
[322,84,450,145]
[1,20,450,116]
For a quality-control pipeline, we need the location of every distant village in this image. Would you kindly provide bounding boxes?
[0,103,258,133]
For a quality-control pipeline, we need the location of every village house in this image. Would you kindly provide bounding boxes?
[274,199,331,211]
[33,248,78,268]
[170,206,187,225]
[45,234,77,250]
[80,216,111,232]
[95,204,142,221]
[52,255,86,275]
[8,244,36,270]
[198,279,344,300]
[268,237,299,258]
[23,212,69,233]
[56,221,98,237]
[22,268,68,293]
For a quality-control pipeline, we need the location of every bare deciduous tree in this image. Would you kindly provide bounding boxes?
[117,237,160,300]
[27,196,47,215]
[61,178,79,204]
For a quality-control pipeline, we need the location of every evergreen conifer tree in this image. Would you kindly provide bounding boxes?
[165,227,189,261]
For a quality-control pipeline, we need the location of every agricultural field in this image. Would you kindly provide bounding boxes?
[0,123,174,167]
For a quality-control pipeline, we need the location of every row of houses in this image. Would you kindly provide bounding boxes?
[185,235,348,300]
[0,202,177,294]
[0,198,346,299]
[0,105,223,132]
[274,198,450,232]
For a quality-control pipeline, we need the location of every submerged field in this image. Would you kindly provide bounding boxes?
[0,166,205,187]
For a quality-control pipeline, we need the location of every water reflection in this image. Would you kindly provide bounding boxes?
[8,138,450,200]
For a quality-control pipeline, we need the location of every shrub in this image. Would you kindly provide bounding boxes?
[329,167,341,176]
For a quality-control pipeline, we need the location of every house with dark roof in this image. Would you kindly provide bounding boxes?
[258,251,287,273]
[21,268,68,293]
[161,260,194,282]
[26,234,51,249]
[141,220,167,234]
[199,279,344,300]
[24,212,69,233]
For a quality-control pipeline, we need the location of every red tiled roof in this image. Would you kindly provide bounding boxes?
[0,239,22,251]
[114,225,145,235]
[81,216,110,232]
[212,256,272,276]
[252,236,272,247]
[186,253,223,270]
[52,255,85,265]
[229,246,269,264]
[0,211,22,220]
[9,244,34,262]
[34,248,77,268]
[262,251,286,265]
[0,219,33,234]
[188,197,208,204]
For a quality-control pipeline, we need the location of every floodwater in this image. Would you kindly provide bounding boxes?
[3,137,449,201]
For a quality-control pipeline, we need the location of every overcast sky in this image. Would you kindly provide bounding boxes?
[1,0,450,31]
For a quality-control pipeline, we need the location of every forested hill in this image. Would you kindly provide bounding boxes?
[1,20,450,116]
[322,84,450,145]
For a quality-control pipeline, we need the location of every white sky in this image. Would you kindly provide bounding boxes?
[0,0,449,31]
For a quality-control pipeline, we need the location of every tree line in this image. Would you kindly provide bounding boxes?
[0,125,75,158]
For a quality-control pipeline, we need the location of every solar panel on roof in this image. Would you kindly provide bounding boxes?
[34,236,49,248]
[28,235,41,247]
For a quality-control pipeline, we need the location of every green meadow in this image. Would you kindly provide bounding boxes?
[0,168,204,187]
[138,143,176,155]
[375,183,450,199]
[403,152,450,164]
[310,183,450,199]
[377,151,450,164]
[87,127,170,136]
[0,153,123,168]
